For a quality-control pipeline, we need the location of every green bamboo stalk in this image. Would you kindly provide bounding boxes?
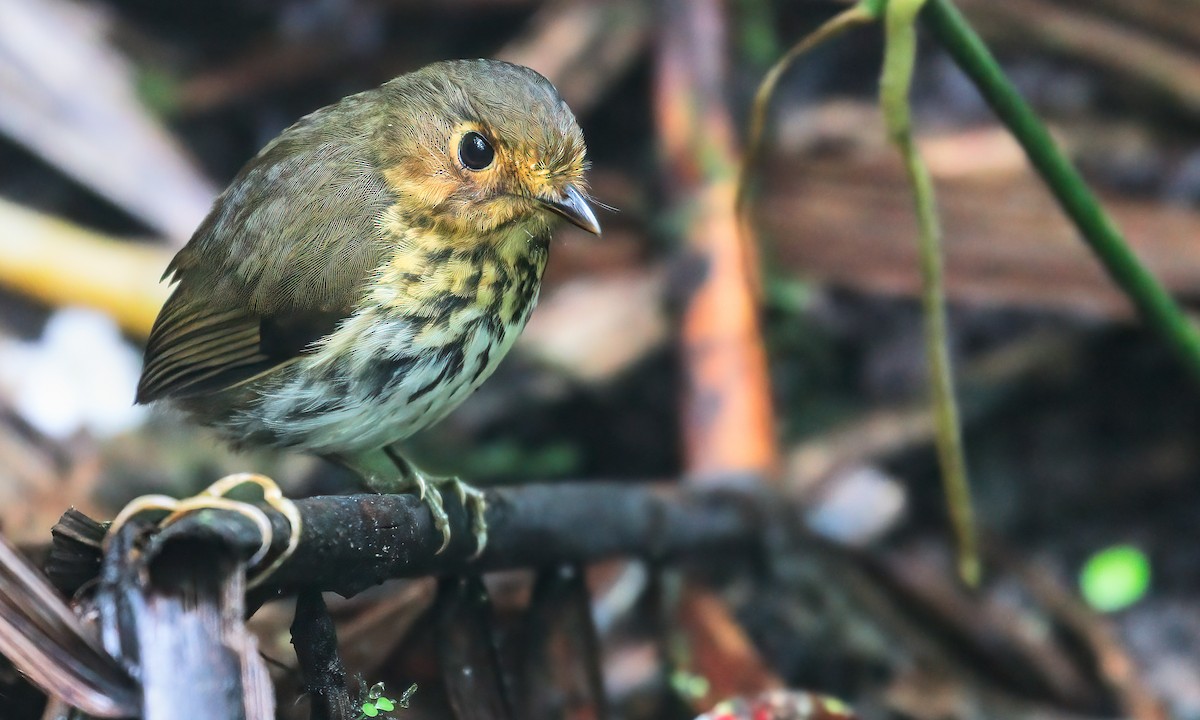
[882,0,979,586]
[923,0,1200,384]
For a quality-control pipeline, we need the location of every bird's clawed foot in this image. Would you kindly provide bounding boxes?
[105,472,301,588]
[383,448,488,558]
[413,473,488,558]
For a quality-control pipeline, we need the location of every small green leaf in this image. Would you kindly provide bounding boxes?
[669,670,710,700]
[375,697,395,712]
[1080,545,1151,612]
[361,702,379,717]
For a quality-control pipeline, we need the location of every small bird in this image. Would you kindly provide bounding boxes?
[135,59,600,555]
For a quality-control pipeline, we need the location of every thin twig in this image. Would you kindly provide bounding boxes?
[737,3,877,218]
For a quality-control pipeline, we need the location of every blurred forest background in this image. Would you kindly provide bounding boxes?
[2,0,1200,718]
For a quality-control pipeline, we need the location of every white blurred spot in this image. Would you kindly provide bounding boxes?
[0,307,146,439]
[805,465,906,545]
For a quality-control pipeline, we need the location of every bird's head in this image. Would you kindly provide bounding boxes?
[379,59,600,241]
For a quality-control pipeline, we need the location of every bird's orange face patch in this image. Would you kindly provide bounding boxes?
[381,116,587,240]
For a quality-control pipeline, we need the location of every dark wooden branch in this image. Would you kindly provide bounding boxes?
[265,480,768,599]
[18,477,788,719]
[27,478,1158,720]
[39,476,774,719]
[50,480,773,603]
[291,591,355,720]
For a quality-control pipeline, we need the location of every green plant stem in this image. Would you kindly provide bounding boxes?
[923,0,1200,384]
[882,0,979,587]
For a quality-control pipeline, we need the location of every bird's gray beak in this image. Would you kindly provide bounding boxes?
[542,185,601,236]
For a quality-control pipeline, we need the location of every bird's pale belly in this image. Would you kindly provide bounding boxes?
[225,299,535,454]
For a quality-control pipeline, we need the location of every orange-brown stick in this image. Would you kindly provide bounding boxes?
[653,0,778,481]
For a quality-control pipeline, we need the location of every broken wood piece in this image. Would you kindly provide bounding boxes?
[0,532,136,717]
[95,513,275,719]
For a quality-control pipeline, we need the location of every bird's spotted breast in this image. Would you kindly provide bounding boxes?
[227,222,550,453]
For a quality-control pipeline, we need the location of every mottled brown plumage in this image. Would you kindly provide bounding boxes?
[137,59,599,553]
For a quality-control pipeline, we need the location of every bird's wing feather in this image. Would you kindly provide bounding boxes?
[137,98,397,403]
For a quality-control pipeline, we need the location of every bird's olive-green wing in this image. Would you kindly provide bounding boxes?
[136,99,397,403]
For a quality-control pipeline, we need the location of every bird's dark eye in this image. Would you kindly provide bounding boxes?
[458,131,495,170]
